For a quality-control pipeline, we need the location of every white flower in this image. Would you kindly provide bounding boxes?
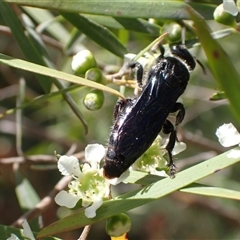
[57,155,81,177]
[7,234,19,240]
[223,0,238,16]
[85,144,105,169]
[171,141,187,155]
[216,123,240,147]
[7,220,35,240]
[132,136,186,177]
[162,138,187,156]
[227,149,240,158]
[55,144,110,218]
[216,123,240,159]
[55,189,80,208]
[22,220,35,240]
[108,170,130,186]
[84,197,103,218]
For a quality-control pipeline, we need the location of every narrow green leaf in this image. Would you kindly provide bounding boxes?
[180,184,240,200]
[84,15,160,35]
[124,173,240,200]
[61,12,127,57]
[0,53,125,99]
[64,27,82,52]
[0,2,90,132]
[114,17,160,35]
[38,147,240,238]
[0,85,81,119]
[188,8,240,122]
[4,0,216,20]
[0,0,52,92]
[124,171,162,185]
[23,7,70,44]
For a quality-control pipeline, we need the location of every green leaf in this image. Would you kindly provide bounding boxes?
[180,183,240,200]
[0,2,91,132]
[61,12,127,57]
[0,0,52,92]
[0,224,60,240]
[125,173,240,200]
[64,27,82,52]
[83,15,160,35]
[114,17,160,35]
[0,85,81,119]
[38,147,240,238]
[23,7,70,44]
[188,7,240,123]
[0,53,125,99]
[4,0,216,20]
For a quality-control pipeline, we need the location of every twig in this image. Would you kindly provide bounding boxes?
[11,175,72,227]
[78,225,92,240]
[0,151,85,165]
[0,25,63,51]
[0,155,57,164]
[172,192,240,226]
[180,129,225,154]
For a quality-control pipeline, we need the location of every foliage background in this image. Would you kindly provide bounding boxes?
[0,0,240,239]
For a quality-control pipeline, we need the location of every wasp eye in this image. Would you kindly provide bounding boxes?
[170,45,196,71]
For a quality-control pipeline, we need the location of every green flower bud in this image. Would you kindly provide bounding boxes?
[83,89,104,111]
[85,68,106,84]
[72,50,98,75]
[105,213,131,237]
[210,91,226,101]
[214,4,236,27]
[161,22,182,43]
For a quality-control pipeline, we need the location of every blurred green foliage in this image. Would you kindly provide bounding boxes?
[0,0,240,239]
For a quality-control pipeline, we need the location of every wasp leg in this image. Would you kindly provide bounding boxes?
[128,62,144,88]
[162,120,177,178]
[170,102,185,126]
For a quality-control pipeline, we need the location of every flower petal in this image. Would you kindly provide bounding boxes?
[223,0,238,16]
[85,144,105,168]
[7,234,20,240]
[163,139,186,155]
[22,220,35,240]
[172,141,187,155]
[55,190,80,208]
[84,198,103,218]
[149,167,169,177]
[108,170,130,185]
[216,123,240,147]
[58,155,81,177]
[227,149,240,159]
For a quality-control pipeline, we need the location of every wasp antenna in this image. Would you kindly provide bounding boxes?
[159,44,165,58]
[196,58,206,74]
[151,37,165,54]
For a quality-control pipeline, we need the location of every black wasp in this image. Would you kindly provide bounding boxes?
[103,44,197,179]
